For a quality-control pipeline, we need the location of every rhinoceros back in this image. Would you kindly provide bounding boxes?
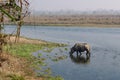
[74,43,87,52]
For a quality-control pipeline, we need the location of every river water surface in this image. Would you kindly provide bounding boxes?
[4,25,120,80]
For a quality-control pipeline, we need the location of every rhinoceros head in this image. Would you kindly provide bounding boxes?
[69,47,75,54]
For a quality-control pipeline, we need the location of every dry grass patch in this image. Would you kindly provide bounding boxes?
[0,52,43,80]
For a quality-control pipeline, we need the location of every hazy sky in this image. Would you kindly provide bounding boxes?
[29,0,120,11]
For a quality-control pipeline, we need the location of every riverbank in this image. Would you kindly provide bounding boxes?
[26,24,120,28]
[22,14,120,27]
[5,23,120,28]
[0,36,66,80]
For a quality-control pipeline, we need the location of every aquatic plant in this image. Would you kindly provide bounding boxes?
[51,55,68,62]
[46,76,64,80]
[64,48,68,51]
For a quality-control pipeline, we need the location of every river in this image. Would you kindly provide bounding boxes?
[4,25,120,80]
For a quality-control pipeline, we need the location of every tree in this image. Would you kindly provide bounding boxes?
[0,0,29,53]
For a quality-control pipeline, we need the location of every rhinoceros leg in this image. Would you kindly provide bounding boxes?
[86,50,90,57]
[76,51,79,56]
[78,51,82,56]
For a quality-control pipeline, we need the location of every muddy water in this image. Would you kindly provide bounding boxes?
[4,25,120,80]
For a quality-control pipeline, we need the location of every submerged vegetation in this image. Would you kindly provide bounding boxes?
[51,55,68,62]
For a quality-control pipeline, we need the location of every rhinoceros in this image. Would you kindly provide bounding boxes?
[70,43,91,57]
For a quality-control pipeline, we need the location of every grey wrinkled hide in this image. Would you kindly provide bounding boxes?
[70,43,91,57]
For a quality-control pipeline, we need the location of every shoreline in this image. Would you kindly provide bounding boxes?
[30,24,120,28]
[5,23,120,28]
[7,36,47,44]
[1,36,66,80]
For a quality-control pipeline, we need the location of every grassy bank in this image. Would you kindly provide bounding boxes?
[1,37,66,80]
[4,43,66,58]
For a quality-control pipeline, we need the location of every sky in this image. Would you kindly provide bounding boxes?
[29,0,120,11]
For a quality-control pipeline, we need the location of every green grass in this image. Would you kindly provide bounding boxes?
[6,74,25,80]
[4,43,66,58]
[3,42,66,80]
[45,76,64,80]
[4,43,42,57]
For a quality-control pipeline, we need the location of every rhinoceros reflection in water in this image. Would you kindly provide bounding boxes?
[69,43,91,57]
[69,54,90,64]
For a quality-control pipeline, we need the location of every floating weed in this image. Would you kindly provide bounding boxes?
[32,57,47,67]
[51,55,68,62]
[43,48,53,53]
[55,53,58,55]
[38,53,42,58]
[49,56,52,59]
[41,58,46,61]
[46,54,49,57]
[44,68,52,74]
[51,58,59,62]
[64,48,68,51]
[38,69,63,80]
[45,76,64,80]
[37,68,52,78]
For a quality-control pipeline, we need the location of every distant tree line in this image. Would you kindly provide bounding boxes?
[6,14,120,26]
